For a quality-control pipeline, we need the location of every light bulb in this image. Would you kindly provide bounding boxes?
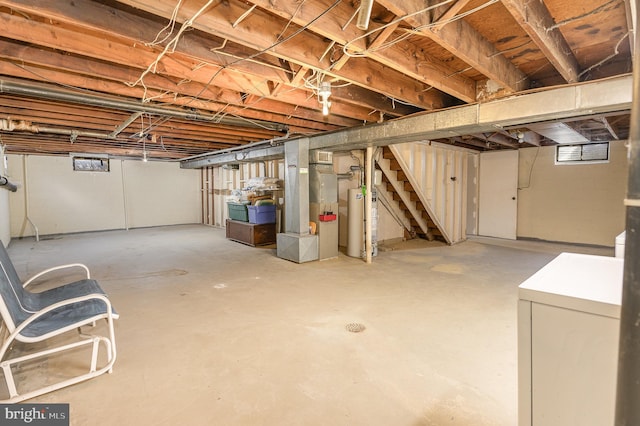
[143,151,148,162]
[319,81,331,98]
[319,81,331,116]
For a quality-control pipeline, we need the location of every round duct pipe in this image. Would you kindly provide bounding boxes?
[0,79,288,132]
[0,175,17,192]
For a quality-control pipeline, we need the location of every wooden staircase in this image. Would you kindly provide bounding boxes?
[377,147,442,241]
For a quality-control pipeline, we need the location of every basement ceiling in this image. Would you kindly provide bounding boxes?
[0,0,633,160]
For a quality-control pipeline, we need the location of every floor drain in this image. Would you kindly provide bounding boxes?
[346,323,366,333]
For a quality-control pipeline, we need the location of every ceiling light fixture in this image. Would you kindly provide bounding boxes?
[356,0,374,30]
[142,137,148,162]
[319,81,332,116]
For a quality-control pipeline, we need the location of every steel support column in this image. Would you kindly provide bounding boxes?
[615,5,640,424]
[276,138,318,263]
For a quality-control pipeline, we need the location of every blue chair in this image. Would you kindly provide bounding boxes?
[0,243,118,402]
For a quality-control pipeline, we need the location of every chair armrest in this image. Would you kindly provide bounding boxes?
[9,293,116,342]
[23,264,91,288]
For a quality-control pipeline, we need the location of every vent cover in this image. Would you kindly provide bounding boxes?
[310,150,333,164]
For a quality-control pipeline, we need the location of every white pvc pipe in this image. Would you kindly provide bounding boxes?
[357,0,374,30]
[365,146,373,264]
[22,156,39,242]
[346,188,363,257]
[120,160,129,231]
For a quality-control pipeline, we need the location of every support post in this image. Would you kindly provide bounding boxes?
[615,4,640,423]
[365,146,373,264]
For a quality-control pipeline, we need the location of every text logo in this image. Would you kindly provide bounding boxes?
[0,404,69,426]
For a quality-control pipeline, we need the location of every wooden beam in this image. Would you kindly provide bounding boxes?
[0,62,346,133]
[624,0,636,57]
[329,54,351,72]
[377,0,529,92]
[601,116,620,140]
[0,16,370,124]
[432,0,474,32]
[111,0,455,107]
[0,0,412,119]
[367,21,401,51]
[240,0,475,102]
[500,0,581,83]
[471,133,520,148]
[290,66,309,87]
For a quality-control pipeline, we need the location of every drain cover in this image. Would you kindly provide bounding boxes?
[345,323,366,333]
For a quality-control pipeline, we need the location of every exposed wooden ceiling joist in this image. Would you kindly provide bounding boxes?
[0,2,376,124]
[0,0,632,160]
[113,0,450,109]
[500,0,581,83]
[241,0,477,102]
[377,0,529,92]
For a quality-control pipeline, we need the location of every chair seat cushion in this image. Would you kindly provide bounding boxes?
[19,279,118,339]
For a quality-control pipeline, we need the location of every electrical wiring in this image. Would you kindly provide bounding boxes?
[122,0,331,129]
[518,146,539,190]
[275,0,307,43]
[578,31,630,80]
[180,0,342,124]
[489,40,534,58]
[145,0,183,47]
[342,0,498,58]
[9,62,103,95]
[342,0,455,58]
[127,0,218,101]
[547,0,622,32]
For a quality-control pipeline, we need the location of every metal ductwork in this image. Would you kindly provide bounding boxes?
[0,118,113,140]
[0,175,17,192]
[0,79,288,132]
[179,133,291,168]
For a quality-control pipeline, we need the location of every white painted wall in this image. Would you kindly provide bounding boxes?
[8,155,200,237]
[517,141,628,247]
[0,146,10,247]
[122,160,201,228]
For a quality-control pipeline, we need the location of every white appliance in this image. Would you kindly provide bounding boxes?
[615,231,626,258]
[518,252,624,426]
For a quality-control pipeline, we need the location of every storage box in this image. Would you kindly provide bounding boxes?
[247,204,276,224]
[319,213,337,222]
[226,219,276,246]
[228,202,249,222]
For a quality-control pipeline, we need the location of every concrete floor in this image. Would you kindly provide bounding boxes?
[2,225,613,425]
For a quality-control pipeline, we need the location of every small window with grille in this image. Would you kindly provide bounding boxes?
[555,142,609,165]
[72,157,110,172]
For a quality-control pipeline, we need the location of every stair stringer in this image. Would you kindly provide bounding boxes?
[389,143,468,244]
[376,156,434,241]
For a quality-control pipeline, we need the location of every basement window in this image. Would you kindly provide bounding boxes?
[72,157,110,172]
[555,142,609,165]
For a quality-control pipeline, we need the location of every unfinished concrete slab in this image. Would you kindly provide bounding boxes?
[1,225,612,425]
